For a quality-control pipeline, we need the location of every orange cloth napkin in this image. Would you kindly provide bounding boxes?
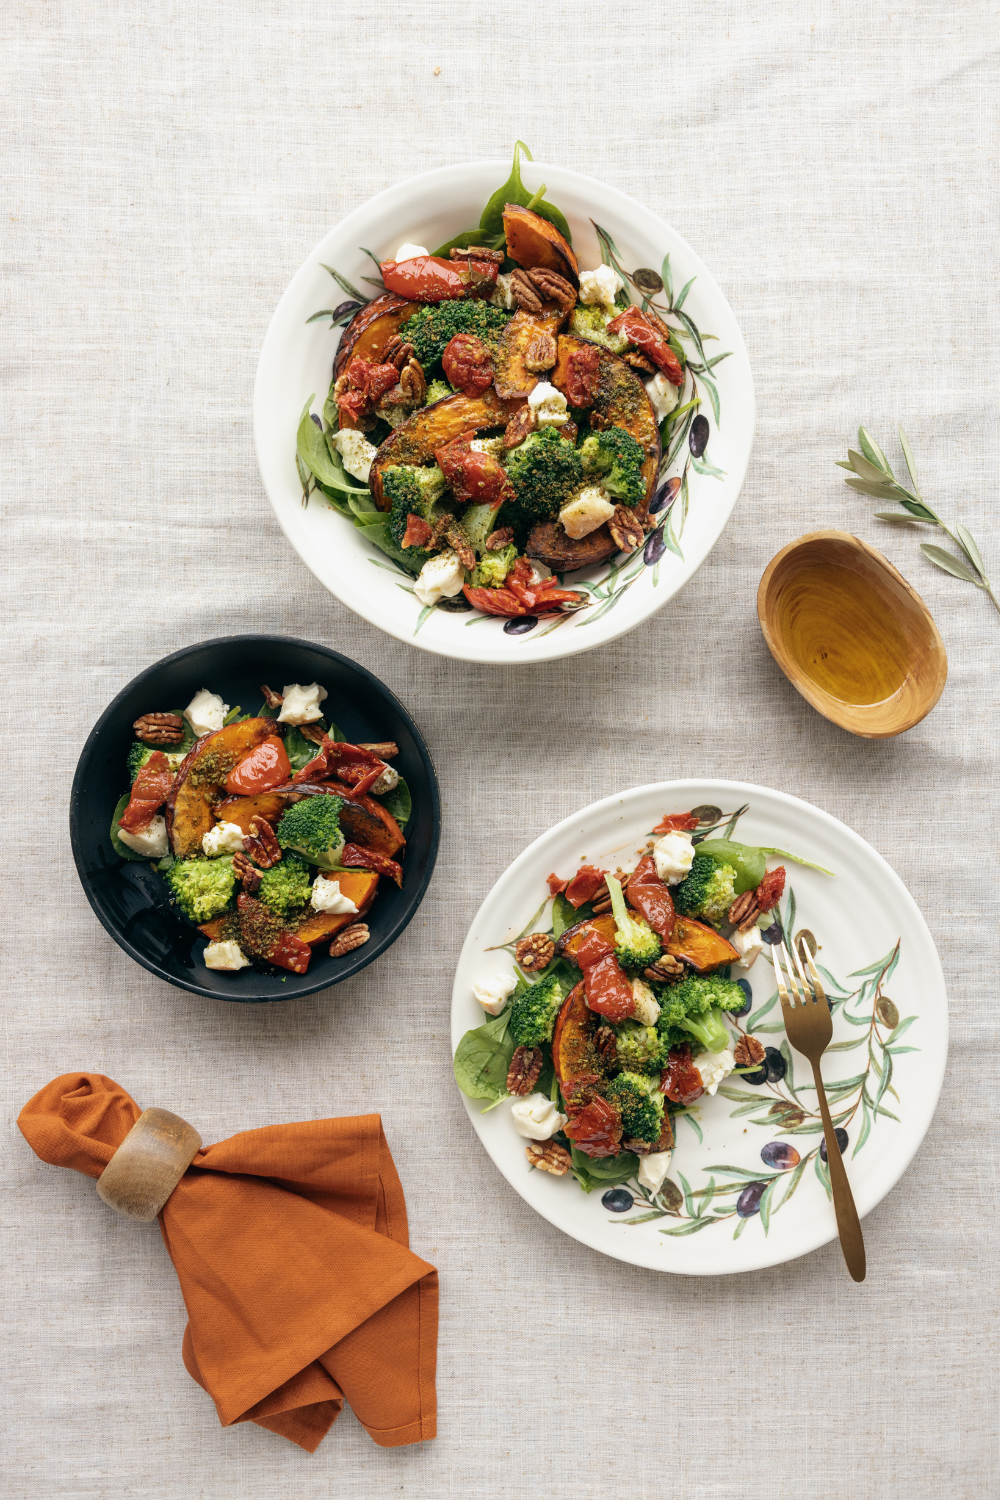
[18,1073,438,1452]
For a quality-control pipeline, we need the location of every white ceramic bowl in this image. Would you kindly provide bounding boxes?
[451,781,947,1273]
[254,163,755,663]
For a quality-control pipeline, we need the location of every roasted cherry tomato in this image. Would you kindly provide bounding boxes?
[573,923,616,969]
[662,1045,706,1105]
[335,356,400,423]
[560,344,601,407]
[435,432,514,507]
[225,736,291,797]
[563,863,607,908]
[563,1095,623,1158]
[380,256,470,302]
[402,513,433,549]
[626,855,676,941]
[340,843,402,888]
[652,810,700,833]
[462,585,525,618]
[583,951,636,1023]
[606,307,684,386]
[755,866,786,913]
[442,333,494,395]
[119,750,175,833]
[504,557,587,614]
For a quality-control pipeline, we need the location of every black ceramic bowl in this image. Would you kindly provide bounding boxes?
[70,635,440,1001]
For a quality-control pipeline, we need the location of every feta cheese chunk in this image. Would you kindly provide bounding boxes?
[631,977,661,1026]
[559,485,615,539]
[527,381,570,426]
[278,682,328,725]
[202,822,246,857]
[695,1047,736,1096]
[473,971,518,1016]
[370,764,400,794]
[394,242,429,261]
[646,372,680,423]
[490,273,516,310]
[184,688,229,737]
[637,1150,673,1196]
[653,829,695,885]
[117,815,169,858]
[731,925,763,970]
[470,435,504,457]
[511,1093,569,1141]
[203,940,251,972]
[414,548,465,607]
[330,428,378,483]
[310,876,359,915]
[578,264,622,308]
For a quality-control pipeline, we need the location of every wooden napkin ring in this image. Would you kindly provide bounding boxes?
[96,1108,202,1222]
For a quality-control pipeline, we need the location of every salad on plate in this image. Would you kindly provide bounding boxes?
[454,804,831,1200]
[111,678,411,976]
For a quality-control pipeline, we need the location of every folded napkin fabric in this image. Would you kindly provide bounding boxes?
[18,1073,438,1452]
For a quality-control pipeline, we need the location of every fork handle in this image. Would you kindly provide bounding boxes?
[811,1061,866,1282]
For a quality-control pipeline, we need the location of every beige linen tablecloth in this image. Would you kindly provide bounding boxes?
[2,2,997,1496]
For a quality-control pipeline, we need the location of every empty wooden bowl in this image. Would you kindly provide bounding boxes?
[757,530,947,738]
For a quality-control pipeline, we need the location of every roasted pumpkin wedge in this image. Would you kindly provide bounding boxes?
[334,293,416,378]
[494,308,569,400]
[369,388,524,509]
[666,916,739,973]
[293,870,379,944]
[338,795,406,858]
[552,981,601,1092]
[555,913,617,963]
[166,718,275,859]
[502,204,579,285]
[211,790,287,836]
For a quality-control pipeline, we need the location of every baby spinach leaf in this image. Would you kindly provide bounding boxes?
[479,141,572,244]
[453,1008,515,1101]
[296,400,342,488]
[355,518,423,574]
[551,892,576,939]
[432,227,503,258]
[109,792,149,862]
[569,1146,639,1193]
[378,774,411,829]
[283,727,319,771]
[323,375,340,433]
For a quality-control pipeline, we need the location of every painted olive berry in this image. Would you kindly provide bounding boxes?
[602,1188,634,1213]
[763,1046,786,1083]
[761,921,783,946]
[742,1060,768,1085]
[649,476,680,514]
[820,1128,849,1162]
[689,413,710,457]
[761,1141,800,1171]
[503,615,538,635]
[731,978,752,1017]
[736,1181,768,1217]
[643,530,666,566]
[437,594,472,613]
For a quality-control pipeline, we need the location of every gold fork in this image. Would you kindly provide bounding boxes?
[772,938,866,1282]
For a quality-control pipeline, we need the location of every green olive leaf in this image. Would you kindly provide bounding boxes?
[898,426,920,492]
[920,543,979,583]
[857,426,894,477]
[955,524,988,580]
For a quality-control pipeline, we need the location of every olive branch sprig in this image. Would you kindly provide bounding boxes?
[838,426,1000,619]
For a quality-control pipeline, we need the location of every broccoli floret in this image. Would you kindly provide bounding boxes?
[405,302,511,369]
[656,974,746,1054]
[164,857,236,923]
[568,304,629,354]
[383,464,448,551]
[501,426,585,523]
[578,426,646,507]
[258,854,313,915]
[128,742,186,782]
[472,544,517,588]
[605,875,663,977]
[424,378,454,404]
[509,972,564,1048]
[277,795,345,870]
[672,856,738,926]
[605,1071,664,1144]
[615,1022,668,1074]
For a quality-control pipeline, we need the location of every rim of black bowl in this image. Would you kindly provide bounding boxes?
[69,634,440,1002]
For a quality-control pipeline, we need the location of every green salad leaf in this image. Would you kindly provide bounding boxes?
[478,141,572,244]
[695,838,833,892]
[453,1008,515,1102]
[378,774,411,829]
[568,1145,640,1193]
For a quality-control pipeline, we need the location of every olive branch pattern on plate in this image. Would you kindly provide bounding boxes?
[297,230,732,642]
[608,882,917,1241]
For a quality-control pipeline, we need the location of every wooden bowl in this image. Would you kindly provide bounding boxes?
[757,530,947,738]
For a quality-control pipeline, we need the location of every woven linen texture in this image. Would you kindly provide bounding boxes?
[2,1,997,1496]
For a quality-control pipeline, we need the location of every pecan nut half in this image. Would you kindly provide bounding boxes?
[644,956,686,984]
[734,1035,766,1068]
[330,922,370,957]
[515,933,555,972]
[623,1136,652,1156]
[397,356,426,403]
[526,267,577,313]
[509,268,543,313]
[298,723,327,745]
[507,1046,543,1096]
[485,526,514,552]
[133,712,185,745]
[245,817,282,869]
[593,1025,618,1069]
[232,851,263,893]
[502,405,536,449]
[523,332,557,372]
[525,1141,571,1175]
[386,339,416,371]
[259,684,284,709]
[623,350,656,374]
[609,505,644,555]
[450,245,505,265]
[444,522,475,571]
[728,891,760,931]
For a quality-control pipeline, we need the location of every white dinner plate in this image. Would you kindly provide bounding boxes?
[451,780,947,1273]
[254,162,754,663]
